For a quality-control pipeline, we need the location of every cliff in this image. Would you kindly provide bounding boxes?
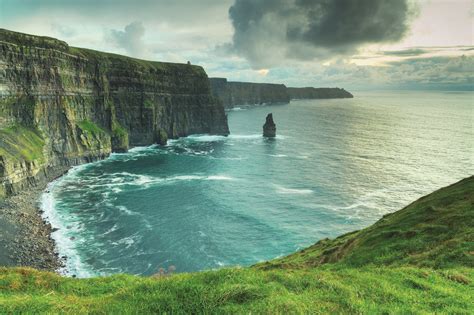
[288,87,353,99]
[0,29,229,197]
[209,78,290,108]
[1,176,472,313]
[209,78,353,108]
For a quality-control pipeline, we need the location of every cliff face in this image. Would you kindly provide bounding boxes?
[210,78,290,109]
[210,78,353,109]
[0,29,229,197]
[287,87,353,99]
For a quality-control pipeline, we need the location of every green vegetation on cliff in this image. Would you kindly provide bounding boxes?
[0,177,472,313]
[111,122,129,153]
[261,176,473,270]
[77,120,107,137]
[70,47,207,77]
[0,125,45,162]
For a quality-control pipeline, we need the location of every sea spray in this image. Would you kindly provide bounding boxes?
[40,165,97,278]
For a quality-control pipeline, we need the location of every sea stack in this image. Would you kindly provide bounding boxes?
[263,113,276,138]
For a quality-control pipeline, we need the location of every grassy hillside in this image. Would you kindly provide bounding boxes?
[0,177,473,314]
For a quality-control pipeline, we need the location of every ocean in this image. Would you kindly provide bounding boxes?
[41,90,473,277]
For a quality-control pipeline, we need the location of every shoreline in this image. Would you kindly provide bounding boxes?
[0,166,70,272]
[0,140,198,274]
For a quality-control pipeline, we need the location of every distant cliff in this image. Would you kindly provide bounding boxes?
[287,87,353,99]
[0,29,229,197]
[210,78,290,109]
[210,78,353,108]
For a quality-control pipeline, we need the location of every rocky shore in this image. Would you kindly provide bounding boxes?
[0,167,70,272]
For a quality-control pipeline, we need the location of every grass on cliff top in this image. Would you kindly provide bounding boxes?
[68,46,206,76]
[0,125,45,162]
[259,176,474,270]
[1,28,205,76]
[1,266,472,314]
[0,177,472,313]
[0,28,68,51]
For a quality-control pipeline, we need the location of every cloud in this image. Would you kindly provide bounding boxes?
[228,0,418,68]
[208,55,474,91]
[109,22,147,58]
[381,48,428,57]
[51,23,76,37]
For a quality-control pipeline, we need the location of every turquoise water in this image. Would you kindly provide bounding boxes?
[41,91,473,277]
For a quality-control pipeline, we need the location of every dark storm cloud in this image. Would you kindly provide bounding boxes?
[229,0,416,68]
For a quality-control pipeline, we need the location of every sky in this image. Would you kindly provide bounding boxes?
[0,0,472,90]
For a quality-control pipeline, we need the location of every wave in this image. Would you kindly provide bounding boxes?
[166,174,236,182]
[206,175,235,181]
[274,185,313,195]
[117,205,139,216]
[228,134,262,140]
[81,172,237,190]
[229,107,247,111]
[40,180,96,278]
[128,144,158,153]
[184,135,227,142]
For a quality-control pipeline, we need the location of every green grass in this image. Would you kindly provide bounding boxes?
[144,99,155,109]
[77,120,106,137]
[68,46,206,77]
[1,266,472,314]
[259,176,474,270]
[0,125,45,162]
[110,121,129,152]
[0,177,472,313]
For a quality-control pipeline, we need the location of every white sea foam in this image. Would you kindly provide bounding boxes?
[128,144,157,153]
[206,175,234,181]
[93,172,237,189]
[117,205,138,216]
[274,185,313,195]
[168,175,203,181]
[40,179,97,278]
[166,174,235,182]
[228,134,262,140]
[103,224,119,235]
[269,154,288,158]
[186,134,227,142]
[229,107,246,111]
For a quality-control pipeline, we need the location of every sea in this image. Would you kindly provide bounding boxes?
[40,90,474,278]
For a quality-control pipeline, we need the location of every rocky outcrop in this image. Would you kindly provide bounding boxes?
[210,78,290,109]
[263,113,276,138]
[0,29,229,197]
[287,87,353,99]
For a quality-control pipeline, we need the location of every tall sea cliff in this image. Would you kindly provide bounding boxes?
[287,87,353,99]
[210,77,353,109]
[210,78,289,109]
[0,29,229,197]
